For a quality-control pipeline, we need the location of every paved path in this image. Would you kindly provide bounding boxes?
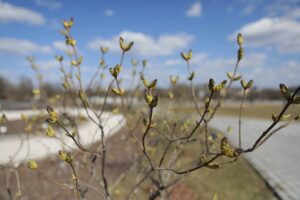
[0,109,125,166]
[210,116,300,200]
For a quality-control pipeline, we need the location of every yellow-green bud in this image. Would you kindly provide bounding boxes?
[119,37,134,52]
[188,72,195,81]
[293,96,300,104]
[226,72,242,81]
[65,36,76,47]
[62,17,74,29]
[142,59,147,67]
[241,80,246,89]
[142,118,148,127]
[144,91,153,105]
[100,58,105,66]
[78,90,84,100]
[71,56,83,67]
[272,113,278,122]
[131,59,139,66]
[27,160,38,170]
[168,91,174,99]
[208,78,215,92]
[100,46,109,54]
[214,80,227,92]
[32,89,40,95]
[170,75,179,85]
[109,64,122,78]
[206,163,220,169]
[46,125,56,137]
[238,47,244,61]
[220,137,239,157]
[63,80,69,90]
[20,114,28,121]
[279,84,291,100]
[148,79,157,89]
[237,33,243,46]
[58,150,73,163]
[55,55,63,62]
[246,80,254,89]
[0,114,7,124]
[46,106,58,123]
[112,88,125,96]
[181,49,192,61]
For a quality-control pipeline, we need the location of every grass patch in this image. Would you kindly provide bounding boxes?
[217,102,300,120]
[171,101,300,120]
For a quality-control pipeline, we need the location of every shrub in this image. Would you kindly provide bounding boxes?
[1,18,300,200]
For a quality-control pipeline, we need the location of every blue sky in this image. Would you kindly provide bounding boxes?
[0,0,300,88]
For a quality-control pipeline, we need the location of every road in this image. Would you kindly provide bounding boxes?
[210,116,300,200]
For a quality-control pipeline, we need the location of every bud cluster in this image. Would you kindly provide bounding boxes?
[241,79,254,90]
[109,64,122,78]
[208,79,227,93]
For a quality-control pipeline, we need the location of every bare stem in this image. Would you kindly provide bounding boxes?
[238,90,246,148]
[69,163,81,200]
[186,61,202,116]
[100,125,111,199]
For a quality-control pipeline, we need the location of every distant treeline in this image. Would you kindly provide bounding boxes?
[0,75,293,102]
[0,76,63,101]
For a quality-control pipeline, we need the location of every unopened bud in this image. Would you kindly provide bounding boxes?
[237,33,243,46]
[119,37,134,52]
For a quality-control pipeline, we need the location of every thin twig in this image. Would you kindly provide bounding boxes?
[238,89,246,148]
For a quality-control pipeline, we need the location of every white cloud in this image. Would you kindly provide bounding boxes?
[265,0,300,17]
[282,8,300,19]
[36,60,59,70]
[104,9,115,17]
[49,19,61,30]
[0,38,52,55]
[109,59,185,88]
[246,60,300,87]
[0,2,45,25]
[229,17,300,53]
[160,51,300,87]
[186,2,202,17]
[189,52,299,87]
[240,53,267,68]
[88,31,194,57]
[160,52,267,85]
[165,52,266,69]
[116,51,269,88]
[40,46,52,54]
[53,40,68,52]
[35,0,62,10]
[164,58,184,66]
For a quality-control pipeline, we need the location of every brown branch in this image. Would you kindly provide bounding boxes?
[99,125,111,199]
[244,86,300,152]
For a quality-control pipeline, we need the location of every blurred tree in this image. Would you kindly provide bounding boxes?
[14,77,33,101]
[0,76,13,99]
